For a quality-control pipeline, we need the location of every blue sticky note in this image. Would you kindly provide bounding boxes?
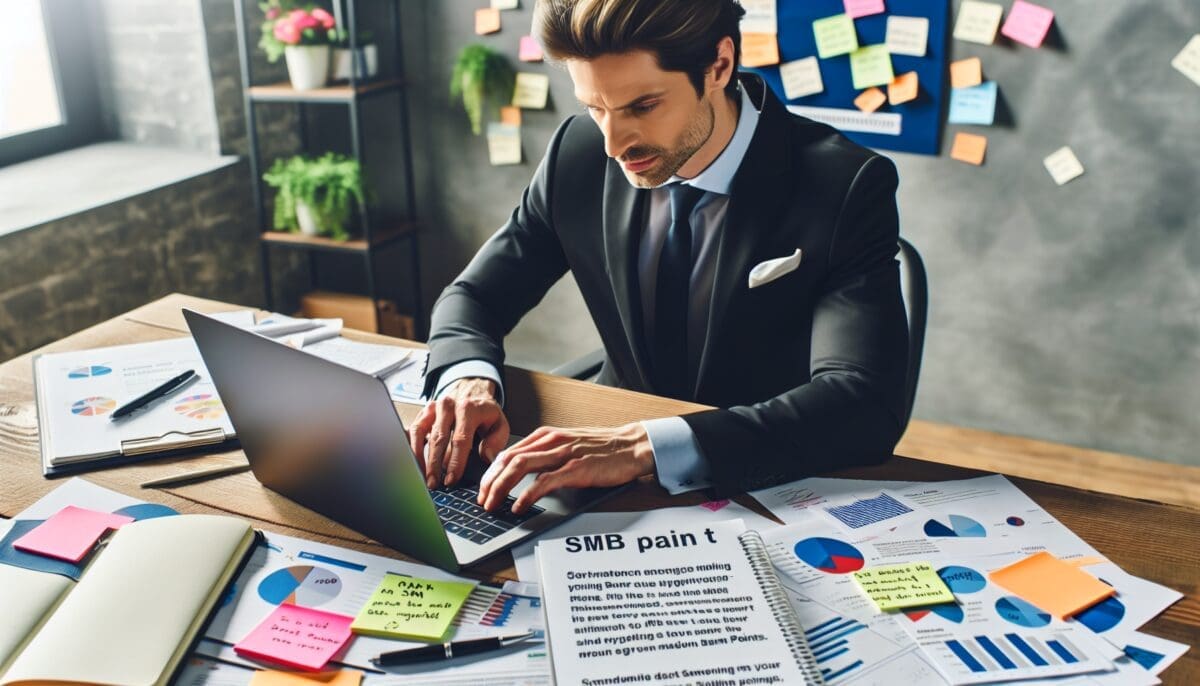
[948,81,997,125]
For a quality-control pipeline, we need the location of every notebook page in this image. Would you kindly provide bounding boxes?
[0,563,73,676]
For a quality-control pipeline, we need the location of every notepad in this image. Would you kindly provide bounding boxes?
[351,573,476,641]
[235,603,355,671]
[988,551,1116,619]
[852,562,956,610]
[13,506,134,563]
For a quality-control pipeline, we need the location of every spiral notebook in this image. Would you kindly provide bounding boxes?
[535,519,824,685]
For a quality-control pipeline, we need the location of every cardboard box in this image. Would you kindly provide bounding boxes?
[300,290,415,340]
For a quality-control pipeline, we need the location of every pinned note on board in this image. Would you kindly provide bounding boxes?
[953,0,1004,45]
[779,57,824,99]
[235,603,355,671]
[500,105,523,127]
[950,132,987,165]
[852,562,956,611]
[886,15,929,57]
[849,45,894,90]
[888,71,919,105]
[813,14,859,59]
[950,57,983,89]
[1043,146,1085,186]
[1000,0,1055,49]
[13,506,134,563]
[843,0,885,20]
[512,72,550,109]
[474,8,501,36]
[740,0,778,34]
[1171,35,1200,88]
[351,573,476,641]
[487,123,522,166]
[491,0,520,9]
[854,87,887,113]
[740,33,781,68]
[250,669,363,686]
[948,81,997,125]
[989,552,1116,619]
[519,35,543,62]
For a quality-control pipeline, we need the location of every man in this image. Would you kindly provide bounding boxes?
[410,0,909,512]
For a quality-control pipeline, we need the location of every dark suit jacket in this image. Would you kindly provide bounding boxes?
[424,75,909,496]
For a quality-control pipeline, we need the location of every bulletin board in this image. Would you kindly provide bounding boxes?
[749,0,950,155]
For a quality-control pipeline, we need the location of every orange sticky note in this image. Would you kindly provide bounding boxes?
[235,603,355,671]
[475,8,501,35]
[988,552,1117,619]
[888,71,919,105]
[740,33,780,68]
[854,87,887,113]
[13,506,134,563]
[250,670,363,686]
[500,105,522,126]
[950,132,987,165]
[950,57,982,89]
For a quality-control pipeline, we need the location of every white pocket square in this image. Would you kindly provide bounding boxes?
[748,249,803,289]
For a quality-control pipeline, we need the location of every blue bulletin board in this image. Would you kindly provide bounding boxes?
[750,0,950,155]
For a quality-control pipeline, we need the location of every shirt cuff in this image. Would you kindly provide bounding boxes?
[643,416,712,495]
[431,360,506,407]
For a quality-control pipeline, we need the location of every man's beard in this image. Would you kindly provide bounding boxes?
[621,99,716,188]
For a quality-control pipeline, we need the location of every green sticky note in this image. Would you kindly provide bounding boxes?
[852,562,956,611]
[849,44,894,90]
[813,14,859,59]
[351,573,476,641]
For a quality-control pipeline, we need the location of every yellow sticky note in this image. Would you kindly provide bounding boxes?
[854,87,886,113]
[512,72,550,109]
[953,0,1003,45]
[950,57,982,89]
[250,670,363,686]
[849,45,893,90]
[475,8,501,35]
[852,562,956,611]
[988,552,1116,619]
[351,573,476,641]
[740,33,780,68]
[888,71,919,105]
[950,132,987,165]
[813,14,858,59]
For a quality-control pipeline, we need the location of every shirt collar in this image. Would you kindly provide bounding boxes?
[669,84,761,196]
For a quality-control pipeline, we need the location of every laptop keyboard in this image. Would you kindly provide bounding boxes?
[431,486,544,545]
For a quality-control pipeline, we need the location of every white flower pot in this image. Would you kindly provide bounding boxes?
[332,44,378,81]
[284,45,330,91]
[295,201,319,236]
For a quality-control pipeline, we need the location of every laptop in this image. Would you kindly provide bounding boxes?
[183,309,624,571]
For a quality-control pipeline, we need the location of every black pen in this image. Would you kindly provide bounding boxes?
[370,631,536,667]
[110,369,197,421]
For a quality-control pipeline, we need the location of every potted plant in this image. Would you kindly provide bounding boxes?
[450,44,515,135]
[259,2,337,90]
[331,30,378,81]
[263,153,366,241]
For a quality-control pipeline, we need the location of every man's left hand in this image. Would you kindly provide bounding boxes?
[477,423,656,513]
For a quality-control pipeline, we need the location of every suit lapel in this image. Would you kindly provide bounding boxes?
[602,160,652,389]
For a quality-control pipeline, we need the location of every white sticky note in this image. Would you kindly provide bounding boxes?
[740,0,778,35]
[1171,35,1200,87]
[512,72,550,109]
[886,16,929,57]
[492,0,519,9]
[953,0,1004,45]
[487,123,522,166]
[1043,146,1084,186]
[779,57,824,100]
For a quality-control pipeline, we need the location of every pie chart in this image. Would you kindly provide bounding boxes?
[71,396,116,417]
[174,394,225,421]
[258,565,342,606]
[68,365,112,379]
[905,603,964,624]
[937,565,987,594]
[996,596,1051,628]
[924,514,987,538]
[793,537,865,574]
[1075,593,1124,633]
[113,503,178,521]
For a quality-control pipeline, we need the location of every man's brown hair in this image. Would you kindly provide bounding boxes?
[534,0,747,98]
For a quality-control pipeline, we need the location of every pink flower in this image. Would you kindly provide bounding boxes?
[266,7,280,20]
[289,9,320,31]
[311,8,335,30]
[274,19,301,44]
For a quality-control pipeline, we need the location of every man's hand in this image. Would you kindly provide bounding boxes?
[477,423,656,514]
[408,377,508,489]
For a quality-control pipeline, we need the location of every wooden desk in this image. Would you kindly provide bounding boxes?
[1,295,1196,682]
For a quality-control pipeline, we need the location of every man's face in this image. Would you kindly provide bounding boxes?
[567,50,715,188]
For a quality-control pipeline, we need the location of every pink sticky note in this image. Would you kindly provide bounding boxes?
[13,506,134,563]
[844,0,885,19]
[1000,0,1054,48]
[699,500,731,512]
[519,35,543,62]
[236,604,355,671]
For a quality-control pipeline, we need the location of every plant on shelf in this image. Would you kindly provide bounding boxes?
[258,1,338,90]
[263,153,366,241]
[450,44,515,135]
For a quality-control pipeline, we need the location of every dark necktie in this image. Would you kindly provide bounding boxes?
[652,183,706,399]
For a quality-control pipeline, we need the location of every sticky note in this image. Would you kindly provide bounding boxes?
[740,0,778,35]
[1171,35,1200,88]
[235,603,355,671]
[1000,0,1054,48]
[487,123,522,166]
[779,57,824,99]
[13,506,134,563]
[953,1,1004,45]
[844,0,885,19]
[491,0,520,9]
[950,57,983,89]
[950,132,987,165]
[475,8,501,35]
[886,16,929,57]
[351,573,476,641]
[1043,146,1085,186]
[512,72,550,109]
[250,669,363,686]
[740,33,780,68]
[813,14,858,59]
[948,81,997,125]
[888,72,919,106]
[519,35,543,62]
[854,87,886,113]
[500,105,522,126]
[989,552,1116,619]
[849,45,893,90]
[852,562,956,610]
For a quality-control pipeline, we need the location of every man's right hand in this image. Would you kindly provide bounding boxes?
[408,377,509,489]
